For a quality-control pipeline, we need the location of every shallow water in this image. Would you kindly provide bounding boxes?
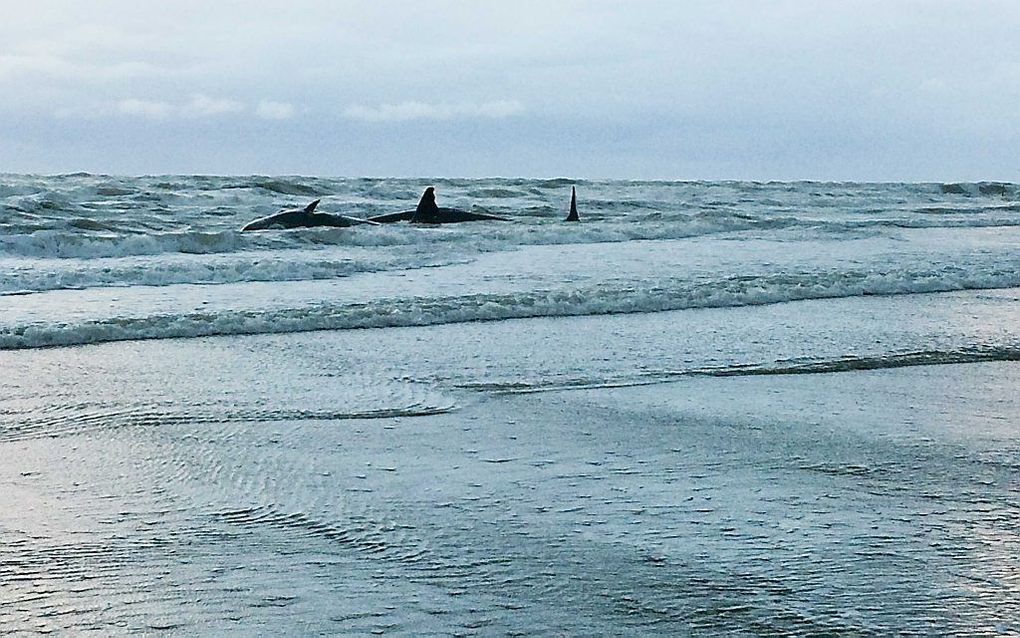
[2,308,1019,634]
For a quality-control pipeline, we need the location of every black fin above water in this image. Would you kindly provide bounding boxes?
[411,187,438,223]
[303,199,321,213]
[565,186,579,222]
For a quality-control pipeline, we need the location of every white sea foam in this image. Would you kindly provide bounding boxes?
[4,262,1019,350]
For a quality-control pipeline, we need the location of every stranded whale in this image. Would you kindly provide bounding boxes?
[241,199,379,231]
[565,186,579,222]
[368,187,508,224]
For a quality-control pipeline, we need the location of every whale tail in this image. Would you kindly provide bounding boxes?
[304,199,321,213]
[565,186,579,222]
[411,187,439,223]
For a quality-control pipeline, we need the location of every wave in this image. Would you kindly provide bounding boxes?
[0,251,474,295]
[459,346,1020,394]
[251,178,322,196]
[702,347,1020,375]
[940,182,1017,197]
[0,216,788,261]
[0,402,456,443]
[3,175,1018,263]
[0,229,246,259]
[6,210,1020,264]
[210,505,430,565]
[3,266,1019,350]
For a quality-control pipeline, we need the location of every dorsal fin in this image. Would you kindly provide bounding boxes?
[411,187,438,223]
[303,199,321,213]
[565,186,579,221]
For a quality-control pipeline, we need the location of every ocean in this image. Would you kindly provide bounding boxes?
[2,175,1019,634]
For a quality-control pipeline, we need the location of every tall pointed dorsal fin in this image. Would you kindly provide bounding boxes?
[565,186,579,221]
[411,187,438,223]
[303,199,321,213]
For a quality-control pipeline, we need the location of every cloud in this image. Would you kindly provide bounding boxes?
[0,52,169,83]
[256,100,296,120]
[108,94,242,119]
[181,94,243,117]
[117,98,173,119]
[343,100,524,122]
[58,95,295,122]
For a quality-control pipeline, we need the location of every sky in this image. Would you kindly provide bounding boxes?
[1,0,1019,180]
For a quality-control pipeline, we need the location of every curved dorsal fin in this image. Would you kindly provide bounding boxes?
[565,186,579,221]
[303,199,321,213]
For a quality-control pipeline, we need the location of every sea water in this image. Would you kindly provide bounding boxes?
[1,176,1018,634]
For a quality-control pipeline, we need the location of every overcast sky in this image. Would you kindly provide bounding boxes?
[2,1,1018,180]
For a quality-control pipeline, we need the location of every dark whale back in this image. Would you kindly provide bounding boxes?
[368,187,507,224]
[241,199,377,230]
[431,208,506,223]
[366,210,416,223]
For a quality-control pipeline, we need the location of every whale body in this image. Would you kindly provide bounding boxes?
[241,200,378,231]
[368,188,507,224]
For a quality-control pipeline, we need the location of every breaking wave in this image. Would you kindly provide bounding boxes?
[4,265,1019,350]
